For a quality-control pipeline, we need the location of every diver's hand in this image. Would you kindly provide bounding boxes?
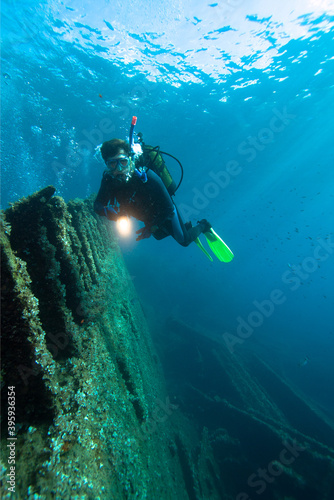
[136,226,151,241]
[104,202,118,219]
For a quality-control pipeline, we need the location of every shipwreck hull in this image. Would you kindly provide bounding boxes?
[1,187,333,499]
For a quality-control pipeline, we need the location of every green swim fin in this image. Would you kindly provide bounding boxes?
[194,237,213,261]
[204,228,234,263]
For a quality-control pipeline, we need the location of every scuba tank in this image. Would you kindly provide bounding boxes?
[141,143,177,196]
[129,116,183,196]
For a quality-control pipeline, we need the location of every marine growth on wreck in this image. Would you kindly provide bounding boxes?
[1,187,334,499]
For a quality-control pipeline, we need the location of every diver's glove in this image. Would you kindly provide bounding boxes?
[136,226,152,241]
[104,202,118,219]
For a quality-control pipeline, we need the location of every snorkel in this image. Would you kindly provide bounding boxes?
[129,115,144,158]
[129,115,137,149]
[106,117,140,183]
[129,116,147,182]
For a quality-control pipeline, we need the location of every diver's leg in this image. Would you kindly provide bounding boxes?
[170,208,210,247]
[170,208,188,244]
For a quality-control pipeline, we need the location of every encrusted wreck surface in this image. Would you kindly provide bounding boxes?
[1,186,334,500]
[0,187,220,499]
[160,318,334,500]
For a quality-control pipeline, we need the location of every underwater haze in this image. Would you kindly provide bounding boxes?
[2,0,334,434]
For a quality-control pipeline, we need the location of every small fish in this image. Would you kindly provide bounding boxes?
[298,356,309,367]
[3,73,11,85]
[99,93,103,98]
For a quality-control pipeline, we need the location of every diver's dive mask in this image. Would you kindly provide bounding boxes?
[106,155,130,171]
[105,154,133,181]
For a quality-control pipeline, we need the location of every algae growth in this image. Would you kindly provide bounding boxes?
[1,187,334,499]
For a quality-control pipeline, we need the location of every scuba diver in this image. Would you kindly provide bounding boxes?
[94,117,234,262]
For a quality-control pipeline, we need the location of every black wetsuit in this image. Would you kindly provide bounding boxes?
[94,169,208,246]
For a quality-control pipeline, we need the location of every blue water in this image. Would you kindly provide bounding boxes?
[2,0,334,414]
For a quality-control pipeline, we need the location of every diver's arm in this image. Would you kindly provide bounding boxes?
[94,172,118,220]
